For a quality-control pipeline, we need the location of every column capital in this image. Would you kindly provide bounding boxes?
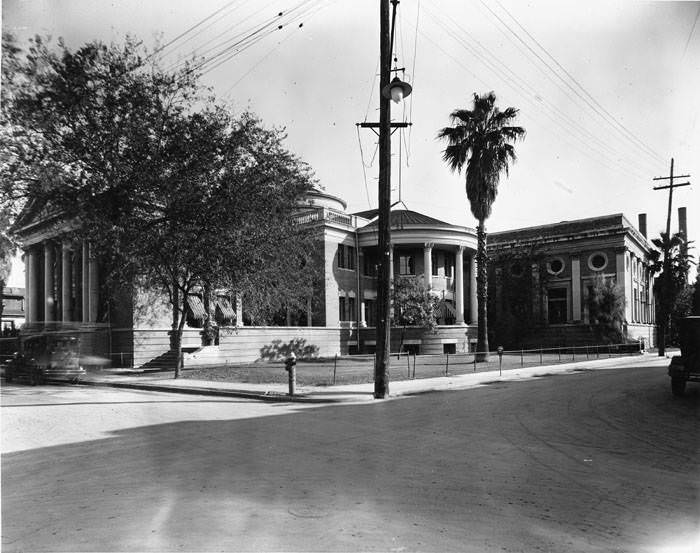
[423,242,434,250]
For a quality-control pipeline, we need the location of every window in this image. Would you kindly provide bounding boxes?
[444,253,455,278]
[363,253,378,276]
[348,297,356,322]
[338,244,356,270]
[443,343,456,354]
[547,287,568,324]
[365,299,376,327]
[547,257,565,275]
[339,297,346,321]
[431,252,439,276]
[399,254,415,275]
[588,252,608,271]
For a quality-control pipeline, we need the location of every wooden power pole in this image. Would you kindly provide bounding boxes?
[652,157,691,356]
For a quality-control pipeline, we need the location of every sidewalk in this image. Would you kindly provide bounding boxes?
[79,352,671,403]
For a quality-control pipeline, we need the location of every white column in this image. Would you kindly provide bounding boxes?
[360,301,367,327]
[455,246,465,325]
[82,241,90,322]
[469,254,477,324]
[616,251,631,323]
[61,241,72,322]
[235,293,244,327]
[389,245,394,282]
[89,244,99,322]
[423,243,433,290]
[44,242,55,323]
[571,257,581,321]
[24,249,33,323]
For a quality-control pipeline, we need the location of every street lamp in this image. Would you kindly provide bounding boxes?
[382,75,412,104]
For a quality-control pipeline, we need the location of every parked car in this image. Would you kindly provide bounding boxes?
[668,316,700,396]
[4,334,85,385]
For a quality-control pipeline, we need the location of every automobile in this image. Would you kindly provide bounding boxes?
[668,316,700,396]
[4,334,85,385]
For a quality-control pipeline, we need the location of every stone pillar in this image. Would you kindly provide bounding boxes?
[389,245,394,282]
[61,241,72,322]
[24,249,33,323]
[82,241,90,322]
[89,244,99,322]
[235,293,244,327]
[455,246,465,325]
[423,243,433,290]
[469,254,477,324]
[571,257,581,321]
[44,242,55,323]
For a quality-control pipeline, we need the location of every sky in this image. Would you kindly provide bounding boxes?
[3,0,699,286]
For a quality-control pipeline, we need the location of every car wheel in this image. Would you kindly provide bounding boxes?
[671,377,686,397]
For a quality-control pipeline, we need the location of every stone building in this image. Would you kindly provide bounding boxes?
[487,213,657,349]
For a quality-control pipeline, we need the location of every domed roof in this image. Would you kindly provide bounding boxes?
[299,187,347,212]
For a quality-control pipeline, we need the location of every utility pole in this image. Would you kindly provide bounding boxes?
[356,0,411,398]
[652,157,691,357]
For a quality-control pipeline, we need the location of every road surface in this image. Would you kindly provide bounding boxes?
[2,361,699,552]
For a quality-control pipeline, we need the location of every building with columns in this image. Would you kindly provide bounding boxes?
[487,213,657,349]
[296,188,479,354]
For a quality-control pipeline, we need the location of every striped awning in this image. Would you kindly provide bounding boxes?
[186,295,206,320]
[216,297,236,320]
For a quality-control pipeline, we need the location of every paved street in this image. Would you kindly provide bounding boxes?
[2,360,699,552]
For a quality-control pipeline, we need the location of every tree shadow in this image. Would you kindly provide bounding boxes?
[259,338,320,361]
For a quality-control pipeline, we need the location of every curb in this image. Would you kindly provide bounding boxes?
[77,379,349,403]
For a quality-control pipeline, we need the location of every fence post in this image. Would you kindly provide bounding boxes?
[473,354,477,372]
[558,348,561,362]
[520,349,524,367]
[539,347,543,365]
[608,344,612,358]
[333,353,337,385]
[572,347,575,361]
[586,346,589,360]
[407,351,410,378]
[413,352,416,379]
[445,352,449,376]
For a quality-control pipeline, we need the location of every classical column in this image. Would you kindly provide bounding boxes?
[389,245,394,282]
[235,293,244,327]
[455,246,465,325]
[617,251,632,323]
[469,253,478,324]
[571,257,581,322]
[44,241,55,323]
[360,301,367,327]
[24,249,33,323]
[423,243,433,290]
[88,244,99,322]
[82,241,90,322]
[61,241,72,322]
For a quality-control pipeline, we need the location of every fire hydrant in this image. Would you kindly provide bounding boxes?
[285,352,297,396]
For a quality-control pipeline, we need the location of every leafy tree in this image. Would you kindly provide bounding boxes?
[692,273,700,316]
[438,92,525,360]
[669,284,695,346]
[649,232,695,355]
[392,275,438,331]
[587,274,625,344]
[2,36,317,376]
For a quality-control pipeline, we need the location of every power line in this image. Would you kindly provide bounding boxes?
[491,0,664,164]
[478,0,664,164]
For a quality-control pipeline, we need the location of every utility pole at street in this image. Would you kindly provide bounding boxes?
[652,157,691,357]
[357,0,412,398]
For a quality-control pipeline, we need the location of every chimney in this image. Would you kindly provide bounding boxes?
[638,213,647,239]
[678,207,687,239]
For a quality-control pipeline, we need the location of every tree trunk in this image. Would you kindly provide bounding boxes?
[171,283,185,379]
[476,220,490,361]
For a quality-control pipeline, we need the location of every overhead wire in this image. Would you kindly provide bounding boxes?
[419,8,650,183]
[421,5,653,181]
[478,0,664,165]
[492,0,665,164]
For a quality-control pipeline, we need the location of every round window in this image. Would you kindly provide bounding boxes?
[547,257,565,275]
[511,263,523,277]
[588,252,608,271]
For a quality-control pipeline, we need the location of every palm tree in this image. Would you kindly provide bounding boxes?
[438,92,525,361]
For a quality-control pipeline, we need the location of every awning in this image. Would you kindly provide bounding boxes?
[216,297,236,320]
[187,295,206,320]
